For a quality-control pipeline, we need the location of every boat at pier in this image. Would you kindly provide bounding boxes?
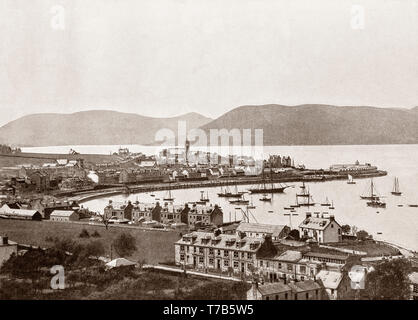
[391,177,402,196]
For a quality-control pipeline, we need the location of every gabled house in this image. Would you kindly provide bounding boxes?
[299,212,342,243]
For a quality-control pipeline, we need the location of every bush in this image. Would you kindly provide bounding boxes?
[91,230,101,238]
[79,229,90,238]
[112,233,137,257]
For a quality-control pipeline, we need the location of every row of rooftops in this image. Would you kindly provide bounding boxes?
[105,200,221,215]
[176,229,349,262]
[256,280,323,296]
[179,231,262,252]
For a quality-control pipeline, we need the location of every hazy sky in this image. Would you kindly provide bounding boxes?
[0,0,417,126]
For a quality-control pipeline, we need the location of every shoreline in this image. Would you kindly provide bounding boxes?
[68,170,387,203]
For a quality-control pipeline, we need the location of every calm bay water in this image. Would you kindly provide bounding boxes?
[24,144,418,251]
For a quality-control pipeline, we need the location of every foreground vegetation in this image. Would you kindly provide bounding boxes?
[0,238,249,299]
[0,219,181,264]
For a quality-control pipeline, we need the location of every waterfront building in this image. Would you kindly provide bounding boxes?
[0,236,18,267]
[236,222,290,241]
[186,204,223,228]
[104,200,134,220]
[174,230,264,275]
[159,203,189,225]
[299,212,342,243]
[50,210,80,222]
[131,202,158,222]
[329,161,377,174]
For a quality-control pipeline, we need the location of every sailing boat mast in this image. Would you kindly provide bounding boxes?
[391,177,402,195]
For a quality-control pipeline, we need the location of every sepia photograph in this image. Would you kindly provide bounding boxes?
[0,0,417,309]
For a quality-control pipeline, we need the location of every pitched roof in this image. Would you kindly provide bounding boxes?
[237,222,288,237]
[288,280,322,292]
[299,216,334,230]
[257,282,292,295]
[2,209,40,217]
[176,231,262,252]
[50,210,77,217]
[303,251,348,261]
[105,258,136,269]
[275,250,302,262]
[316,270,344,289]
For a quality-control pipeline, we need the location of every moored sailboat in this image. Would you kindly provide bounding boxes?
[347,174,356,184]
[391,177,402,196]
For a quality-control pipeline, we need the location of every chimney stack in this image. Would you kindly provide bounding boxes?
[329,215,335,221]
[306,212,312,219]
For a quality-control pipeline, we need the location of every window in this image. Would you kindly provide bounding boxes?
[233,251,239,258]
[234,261,239,268]
[180,254,185,261]
[247,253,253,259]
[224,250,229,257]
[209,248,214,255]
[224,260,229,267]
[217,250,221,256]
[278,263,282,269]
[199,247,203,254]
[209,258,214,265]
[287,264,293,271]
[260,260,263,267]
[266,261,269,268]
[299,266,306,273]
[199,256,204,264]
[241,252,245,258]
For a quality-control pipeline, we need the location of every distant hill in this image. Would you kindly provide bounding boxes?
[0,110,212,147]
[200,104,418,145]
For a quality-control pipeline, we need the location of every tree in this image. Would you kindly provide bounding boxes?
[356,230,370,241]
[341,224,351,234]
[79,228,90,238]
[112,233,137,257]
[83,240,105,259]
[365,258,412,300]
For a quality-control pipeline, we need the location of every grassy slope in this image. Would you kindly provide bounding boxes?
[0,219,181,264]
